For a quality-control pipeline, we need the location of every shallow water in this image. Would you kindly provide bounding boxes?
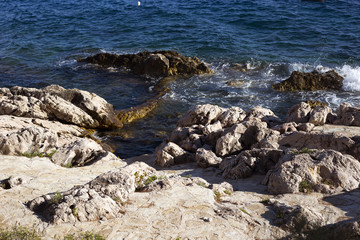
[1,0,359,157]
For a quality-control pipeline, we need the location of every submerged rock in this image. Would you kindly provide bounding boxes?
[272,70,344,91]
[78,50,214,77]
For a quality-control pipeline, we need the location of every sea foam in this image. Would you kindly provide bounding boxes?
[338,65,360,92]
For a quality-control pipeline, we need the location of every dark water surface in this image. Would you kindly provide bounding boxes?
[1,0,360,157]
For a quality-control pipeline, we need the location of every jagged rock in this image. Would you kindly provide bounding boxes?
[265,150,360,194]
[269,202,329,234]
[220,148,283,179]
[252,130,281,149]
[154,142,192,167]
[297,123,315,132]
[196,147,222,168]
[272,70,344,91]
[216,124,247,156]
[313,217,360,240]
[0,127,58,156]
[286,102,312,123]
[78,50,214,77]
[51,138,109,167]
[0,115,118,167]
[245,106,282,127]
[0,175,31,189]
[218,107,246,128]
[272,122,298,134]
[0,85,122,129]
[309,106,332,126]
[336,102,360,127]
[177,104,224,127]
[28,162,155,224]
[278,131,355,157]
[240,121,273,150]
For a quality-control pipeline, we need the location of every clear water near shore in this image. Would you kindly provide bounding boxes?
[1,0,360,157]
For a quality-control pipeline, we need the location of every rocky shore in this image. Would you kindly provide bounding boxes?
[1,52,360,239]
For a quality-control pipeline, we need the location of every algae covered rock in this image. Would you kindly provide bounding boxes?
[78,50,213,77]
[272,70,343,91]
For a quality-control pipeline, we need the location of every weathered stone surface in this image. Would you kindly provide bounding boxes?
[272,70,344,91]
[286,102,312,123]
[51,138,109,167]
[278,131,355,157]
[216,124,247,156]
[297,122,315,132]
[28,162,155,224]
[196,147,222,168]
[154,142,192,167]
[272,122,298,134]
[0,85,122,129]
[177,104,224,127]
[309,105,332,126]
[0,115,118,167]
[220,148,283,179]
[0,127,58,156]
[335,102,360,127]
[266,150,360,194]
[245,106,282,127]
[78,51,214,77]
[218,107,246,127]
[268,201,330,234]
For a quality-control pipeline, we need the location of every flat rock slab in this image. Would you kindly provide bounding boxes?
[313,124,360,138]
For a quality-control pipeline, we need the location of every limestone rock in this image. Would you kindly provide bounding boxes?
[196,147,222,168]
[220,148,283,179]
[177,104,224,127]
[51,139,109,167]
[0,115,117,167]
[309,106,332,126]
[0,127,58,156]
[245,106,282,127]
[0,85,122,129]
[272,122,298,134]
[336,102,360,127]
[266,150,360,194]
[154,142,191,167]
[28,162,156,224]
[272,70,344,91]
[269,202,329,234]
[286,102,312,123]
[216,124,247,156]
[278,131,355,157]
[218,107,246,127]
[78,50,214,77]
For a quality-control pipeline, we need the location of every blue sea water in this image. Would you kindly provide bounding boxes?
[1,0,360,157]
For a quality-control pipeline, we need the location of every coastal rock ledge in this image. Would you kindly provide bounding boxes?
[78,50,214,77]
[0,85,122,129]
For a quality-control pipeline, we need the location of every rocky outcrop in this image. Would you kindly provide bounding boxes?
[78,50,214,78]
[265,150,360,194]
[28,162,156,224]
[0,115,117,167]
[335,102,360,127]
[0,85,122,129]
[220,148,283,179]
[272,70,344,91]
[155,104,282,179]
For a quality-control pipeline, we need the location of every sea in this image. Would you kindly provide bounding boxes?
[1,0,359,158]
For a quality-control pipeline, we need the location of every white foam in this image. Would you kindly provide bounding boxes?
[338,65,360,91]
